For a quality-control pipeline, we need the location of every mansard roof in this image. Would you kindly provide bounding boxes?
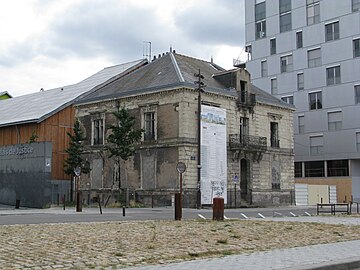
[77,52,294,111]
[0,59,147,127]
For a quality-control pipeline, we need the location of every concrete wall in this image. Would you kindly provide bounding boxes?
[245,0,360,161]
[0,142,52,208]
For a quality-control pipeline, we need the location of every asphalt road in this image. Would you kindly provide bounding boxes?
[0,205,318,225]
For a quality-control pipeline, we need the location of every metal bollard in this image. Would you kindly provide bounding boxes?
[123,206,126,217]
[213,197,224,221]
[174,193,181,220]
[15,199,20,209]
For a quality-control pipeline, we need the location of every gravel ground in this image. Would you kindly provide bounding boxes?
[1,218,360,269]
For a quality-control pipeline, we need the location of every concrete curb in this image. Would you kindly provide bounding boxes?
[289,257,360,270]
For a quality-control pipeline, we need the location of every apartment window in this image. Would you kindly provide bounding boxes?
[270,122,279,148]
[144,112,155,140]
[255,2,266,39]
[353,0,360,12]
[279,0,292,32]
[327,160,349,177]
[355,85,360,104]
[305,161,325,177]
[326,66,341,86]
[245,45,252,60]
[294,162,302,178]
[357,132,360,152]
[298,115,305,134]
[354,39,360,58]
[310,135,323,155]
[93,119,104,145]
[328,111,342,131]
[240,117,249,143]
[271,78,278,94]
[296,31,303,49]
[309,91,322,110]
[325,22,339,42]
[280,54,293,73]
[261,60,268,77]
[306,0,320,25]
[281,95,294,105]
[270,38,276,55]
[308,48,321,68]
[297,73,304,90]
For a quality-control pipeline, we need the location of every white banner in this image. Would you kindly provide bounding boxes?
[200,105,227,204]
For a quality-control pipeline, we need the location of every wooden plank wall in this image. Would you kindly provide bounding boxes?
[0,106,75,180]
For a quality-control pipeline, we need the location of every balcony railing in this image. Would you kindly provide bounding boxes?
[236,92,256,110]
[229,134,267,151]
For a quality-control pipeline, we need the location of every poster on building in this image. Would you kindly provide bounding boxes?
[200,105,227,204]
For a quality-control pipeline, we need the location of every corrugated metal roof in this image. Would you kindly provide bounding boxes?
[0,59,147,127]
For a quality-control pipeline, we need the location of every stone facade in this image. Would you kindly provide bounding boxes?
[74,53,294,207]
[76,74,294,207]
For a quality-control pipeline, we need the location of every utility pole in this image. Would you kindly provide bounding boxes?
[194,69,206,209]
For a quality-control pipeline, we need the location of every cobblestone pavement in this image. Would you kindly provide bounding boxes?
[127,240,360,270]
[0,214,360,269]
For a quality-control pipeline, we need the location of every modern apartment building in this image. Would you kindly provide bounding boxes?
[244,0,360,202]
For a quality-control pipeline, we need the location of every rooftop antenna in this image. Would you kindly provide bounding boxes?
[143,41,152,62]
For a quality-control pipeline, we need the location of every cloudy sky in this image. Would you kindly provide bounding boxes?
[0,0,245,97]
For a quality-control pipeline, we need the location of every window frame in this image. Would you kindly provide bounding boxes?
[281,95,294,105]
[255,2,266,40]
[270,122,280,148]
[326,65,341,86]
[354,38,360,58]
[297,72,304,90]
[304,160,325,177]
[280,10,292,33]
[296,31,303,49]
[310,135,323,156]
[357,132,360,152]
[327,111,342,131]
[327,160,349,177]
[307,48,321,68]
[270,38,276,55]
[355,85,360,104]
[353,0,360,12]
[306,0,320,25]
[325,21,339,42]
[271,78,278,95]
[261,60,268,77]
[309,91,322,110]
[144,112,156,141]
[92,118,105,145]
[280,54,293,73]
[298,115,305,134]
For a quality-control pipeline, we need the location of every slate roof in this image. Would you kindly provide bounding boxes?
[0,59,147,127]
[77,52,294,111]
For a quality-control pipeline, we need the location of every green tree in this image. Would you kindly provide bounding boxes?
[64,119,91,177]
[29,131,39,143]
[106,107,143,203]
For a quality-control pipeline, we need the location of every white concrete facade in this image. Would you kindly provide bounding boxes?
[245,0,360,202]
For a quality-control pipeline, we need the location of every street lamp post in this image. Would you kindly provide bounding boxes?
[194,69,206,209]
[74,167,82,212]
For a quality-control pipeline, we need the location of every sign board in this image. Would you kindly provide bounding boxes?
[200,105,227,204]
[233,175,239,184]
[176,162,186,174]
[74,167,81,177]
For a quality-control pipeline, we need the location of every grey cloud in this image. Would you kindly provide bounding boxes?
[175,0,245,46]
[0,0,244,69]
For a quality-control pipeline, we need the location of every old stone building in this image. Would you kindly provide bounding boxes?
[76,52,295,207]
